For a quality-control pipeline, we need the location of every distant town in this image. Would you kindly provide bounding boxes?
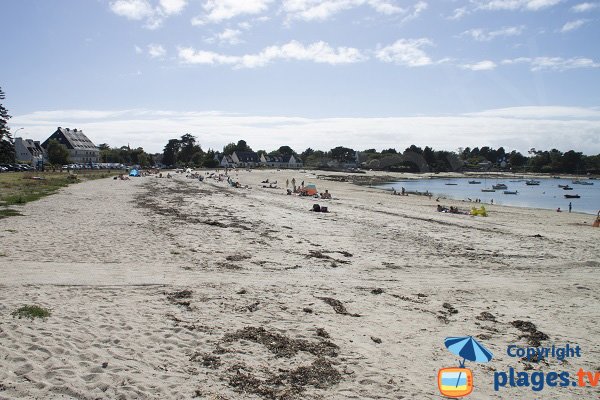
[5,127,600,175]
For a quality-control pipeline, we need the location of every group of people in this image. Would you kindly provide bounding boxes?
[437,205,464,214]
[557,202,573,213]
[391,187,407,196]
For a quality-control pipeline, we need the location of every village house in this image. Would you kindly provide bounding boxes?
[14,137,45,166]
[41,127,99,164]
[260,154,303,169]
[213,152,236,168]
[231,151,260,168]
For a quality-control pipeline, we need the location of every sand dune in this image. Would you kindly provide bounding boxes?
[1,169,598,399]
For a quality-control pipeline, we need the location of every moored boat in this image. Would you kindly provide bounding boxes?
[525,180,540,185]
[503,190,518,195]
[562,186,573,190]
[564,194,581,199]
[481,188,496,192]
[492,183,507,190]
[468,180,481,184]
[572,180,594,185]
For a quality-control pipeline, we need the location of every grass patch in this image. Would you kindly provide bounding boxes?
[0,171,120,212]
[0,208,22,219]
[11,305,51,319]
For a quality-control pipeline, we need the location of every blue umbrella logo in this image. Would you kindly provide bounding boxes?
[444,336,493,390]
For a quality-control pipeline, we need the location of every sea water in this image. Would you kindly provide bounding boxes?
[376,178,599,215]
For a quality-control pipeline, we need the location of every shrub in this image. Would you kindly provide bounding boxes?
[11,305,51,319]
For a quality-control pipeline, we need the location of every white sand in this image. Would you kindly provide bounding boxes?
[0,169,599,399]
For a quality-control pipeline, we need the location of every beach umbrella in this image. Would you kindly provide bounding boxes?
[445,336,493,366]
[444,336,493,388]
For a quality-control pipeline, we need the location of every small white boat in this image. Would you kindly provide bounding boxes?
[572,180,594,185]
[492,183,507,190]
[504,190,518,195]
[481,188,496,192]
[525,180,540,185]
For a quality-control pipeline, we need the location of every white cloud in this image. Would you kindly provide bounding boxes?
[476,0,562,11]
[179,40,366,68]
[467,106,600,119]
[192,0,272,25]
[135,45,143,54]
[109,0,188,28]
[281,0,404,22]
[159,0,187,14]
[216,28,244,45]
[571,2,599,12]
[461,26,524,41]
[448,7,468,19]
[375,39,433,67]
[401,1,428,23]
[11,107,600,154]
[110,0,155,20]
[560,19,588,32]
[502,56,600,71]
[461,60,497,71]
[148,44,167,58]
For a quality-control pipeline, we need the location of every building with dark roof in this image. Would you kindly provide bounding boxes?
[259,154,303,169]
[15,137,45,164]
[41,127,99,164]
[231,151,260,167]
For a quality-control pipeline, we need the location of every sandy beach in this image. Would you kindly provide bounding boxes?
[1,169,599,399]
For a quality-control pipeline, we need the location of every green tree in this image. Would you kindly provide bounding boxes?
[202,149,219,168]
[276,145,295,156]
[300,148,314,160]
[179,134,203,164]
[508,150,527,168]
[0,87,16,163]
[163,139,180,166]
[329,146,355,162]
[223,142,236,155]
[236,139,252,152]
[47,139,70,165]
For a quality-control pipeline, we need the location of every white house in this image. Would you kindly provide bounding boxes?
[231,151,260,168]
[214,152,236,168]
[15,137,45,165]
[260,154,303,169]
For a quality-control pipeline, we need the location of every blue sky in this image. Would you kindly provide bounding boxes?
[2,0,600,154]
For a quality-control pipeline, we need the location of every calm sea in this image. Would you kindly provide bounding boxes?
[375,177,599,215]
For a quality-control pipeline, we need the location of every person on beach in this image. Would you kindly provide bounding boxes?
[292,178,296,191]
[286,179,289,188]
[569,202,572,213]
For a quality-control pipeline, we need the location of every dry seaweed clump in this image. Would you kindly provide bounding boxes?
[227,358,342,400]
[190,352,221,369]
[316,297,360,317]
[511,320,549,347]
[222,326,339,358]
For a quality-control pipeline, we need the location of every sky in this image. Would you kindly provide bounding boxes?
[1,0,600,154]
